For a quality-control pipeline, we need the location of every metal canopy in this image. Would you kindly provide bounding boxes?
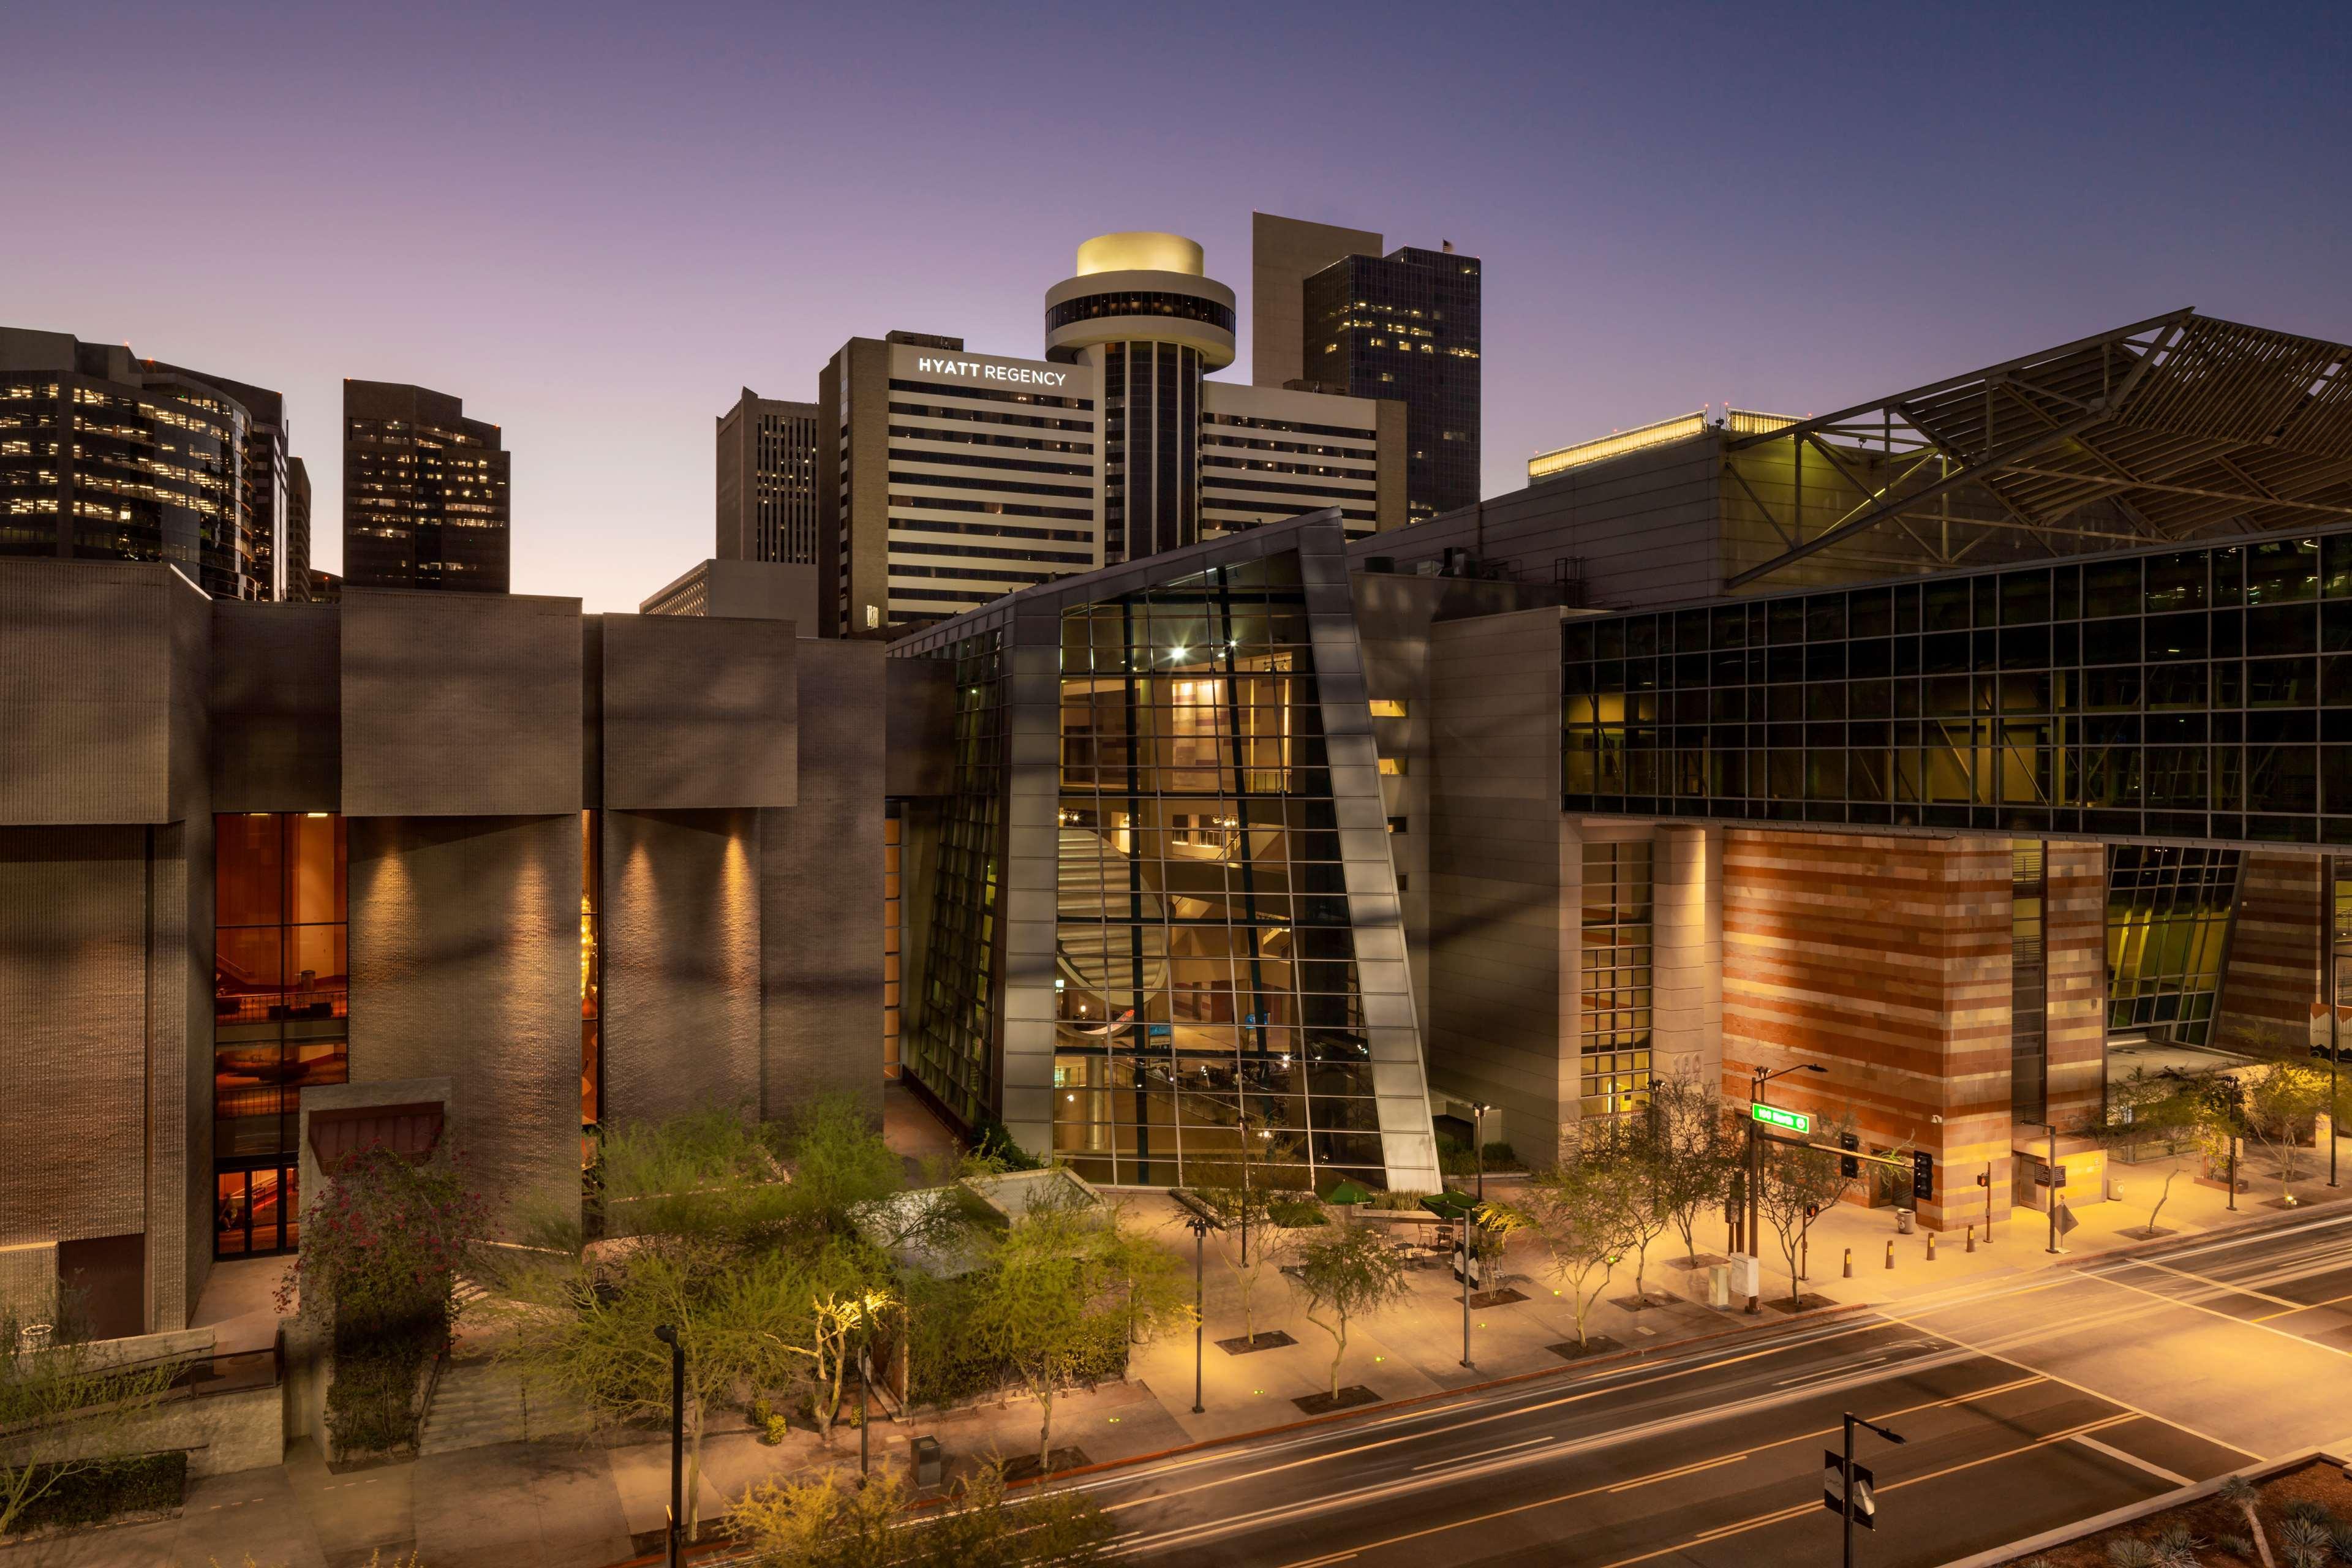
[1723,309,2352,589]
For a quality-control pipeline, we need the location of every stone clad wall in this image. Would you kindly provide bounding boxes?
[1722,830,2013,1231]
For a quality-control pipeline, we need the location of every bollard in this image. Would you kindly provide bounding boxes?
[1884,1239,1895,1270]
[1842,1248,1853,1279]
[1966,1225,1977,1254]
[1926,1233,1937,1262]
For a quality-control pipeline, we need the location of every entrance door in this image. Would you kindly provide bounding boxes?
[214,1164,299,1258]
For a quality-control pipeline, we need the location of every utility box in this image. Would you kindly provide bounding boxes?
[911,1435,942,1488]
[1727,1254,1760,1301]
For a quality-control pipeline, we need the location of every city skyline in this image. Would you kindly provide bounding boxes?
[6,1,2346,612]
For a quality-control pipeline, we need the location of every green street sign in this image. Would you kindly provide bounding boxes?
[1751,1102,1811,1135]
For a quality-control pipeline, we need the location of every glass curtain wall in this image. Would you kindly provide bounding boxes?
[1563,532,2352,845]
[2105,846,2241,1044]
[907,630,1009,1128]
[1579,842,1654,1120]
[214,812,349,1257]
[1050,553,1385,1191]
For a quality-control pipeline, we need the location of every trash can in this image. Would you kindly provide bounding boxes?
[911,1435,942,1487]
[1894,1208,1917,1235]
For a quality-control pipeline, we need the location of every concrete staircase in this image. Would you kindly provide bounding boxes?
[418,1359,592,1455]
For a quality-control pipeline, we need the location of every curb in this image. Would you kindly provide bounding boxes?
[1938,1446,2352,1568]
[591,1297,1879,1568]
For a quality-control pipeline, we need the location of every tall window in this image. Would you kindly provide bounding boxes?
[1048,554,1382,1190]
[2106,846,2240,1045]
[580,810,601,1159]
[1579,841,1653,1120]
[214,812,349,1257]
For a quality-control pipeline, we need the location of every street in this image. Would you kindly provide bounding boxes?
[1076,1210,2352,1567]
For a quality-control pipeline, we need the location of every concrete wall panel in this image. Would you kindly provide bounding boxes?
[601,615,797,810]
[760,641,886,1123]
[0,561,189,826]
[347,814,581,1226]
[602,809,763,1123]
[341,592,581,818]
[211,603,339,812]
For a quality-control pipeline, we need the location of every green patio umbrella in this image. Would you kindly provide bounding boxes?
[1419,1189,1480,1221]
[1325,1179,1373,1225]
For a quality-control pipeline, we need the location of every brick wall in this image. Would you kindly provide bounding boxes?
[2046,843,2108,1129]
[1722,830,2013,1231]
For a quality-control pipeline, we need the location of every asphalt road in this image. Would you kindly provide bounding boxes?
[1074,1208,2352,1568]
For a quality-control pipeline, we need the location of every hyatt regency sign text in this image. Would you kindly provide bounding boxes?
[914,355,1069,388]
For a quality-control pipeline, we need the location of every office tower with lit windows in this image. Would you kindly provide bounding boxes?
[1253,217,1483,524]
[151,361,298,602]
[813,235,1404,636]
[716,389,821,565]
[342,380,511,592]
[285,457,313,603]
[0,328,274,600]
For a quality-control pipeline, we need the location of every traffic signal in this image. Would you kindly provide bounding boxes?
[1839,1131,1859,1178]
[1911,1150,1934,1202]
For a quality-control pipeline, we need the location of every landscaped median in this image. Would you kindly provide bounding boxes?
[1948,1449,2352,1568]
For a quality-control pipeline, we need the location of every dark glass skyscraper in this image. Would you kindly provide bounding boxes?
[1301,243,1482,522]
[343,380,511,592]
[0,328,271,598]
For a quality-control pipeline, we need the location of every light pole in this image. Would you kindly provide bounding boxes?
[1471,1102,1494,1202]
[1459,1207,1477,1370]
[1841,1411,1907,1568]
[2327,855,2340,1189]
[1747,1063,1827,1313]
[653,1324,684,1568]
[1183,1210,1211,1414]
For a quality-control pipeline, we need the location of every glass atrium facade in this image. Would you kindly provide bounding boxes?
[2105,846,2241,1045]
[1564,529,2352,848]
[894,520,1440,1191]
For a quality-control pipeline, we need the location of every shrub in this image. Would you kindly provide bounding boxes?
[326,1321,440,1456]
[1267,1196,1327,1228]
[2281,1515,2334,1568]
[2103,1540,2156,1568]
[4,1451,186,1534]
[1366,1188,1434,1212]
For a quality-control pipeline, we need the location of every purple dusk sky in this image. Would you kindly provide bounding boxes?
[8,2,2348,610]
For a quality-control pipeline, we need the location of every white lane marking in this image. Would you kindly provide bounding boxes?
[2071,1431,2193,1487]
[2073,1265,2352,1357]
[1411,1436,1553,1471]
[1775,1355,1888,1387]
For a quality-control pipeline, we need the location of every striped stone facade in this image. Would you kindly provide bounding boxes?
[2046,843,2109,1131]
[2217,851,2319,1055]
[1722,830,2014,1231]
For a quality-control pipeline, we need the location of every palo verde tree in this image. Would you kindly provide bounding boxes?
[2241,1059,2328,1200]
[1496,1156,1632,1351]
[1284,1223,1410,1398]
[1755,1114,1858,1308]
[960,1191,1188,1473]
[0,1296,185,1537]
[1579,1114,1673,1305]
[1646,1072,1735,1266]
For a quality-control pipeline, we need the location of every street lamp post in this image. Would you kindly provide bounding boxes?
[1459,1210,1477,1370]
[2328,855,2340,1189]
[653,1324,684,1568]
[1471,1101,1494,1203]
[1183,1212,1211,1414]
[1746,1063,1827,1313]
[1841,1411,1907,1568]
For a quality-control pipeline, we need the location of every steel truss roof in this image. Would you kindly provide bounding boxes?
[1723,309,2352,589]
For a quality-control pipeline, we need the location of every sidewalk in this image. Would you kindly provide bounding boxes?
[20,1148,2346,1568]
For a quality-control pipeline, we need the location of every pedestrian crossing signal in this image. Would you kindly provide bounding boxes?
[1839,1131,1859,1178]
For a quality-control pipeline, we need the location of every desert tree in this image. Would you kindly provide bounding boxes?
[1646,1072,1735,1267]
[961,1193,1188,1473]
[1755,1114,1858,1308]
[1496,1158,1632,1351]
[2241,1060,2328,1199]
[1284,1223,1411,1398]
[0,1296,185,1536]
